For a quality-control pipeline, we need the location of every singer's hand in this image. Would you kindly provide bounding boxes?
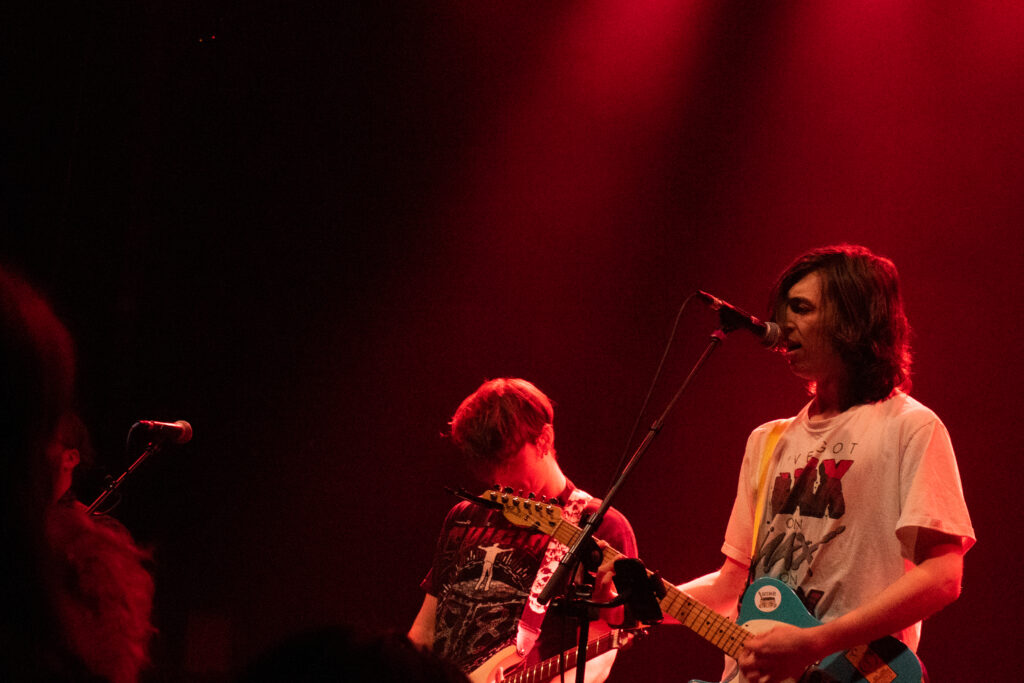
[738,623,824,683]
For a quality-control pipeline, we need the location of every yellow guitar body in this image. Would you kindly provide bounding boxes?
[468,645,521,683]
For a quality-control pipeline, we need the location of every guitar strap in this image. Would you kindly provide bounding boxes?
[515,488,593,658]
[748,418,792,572]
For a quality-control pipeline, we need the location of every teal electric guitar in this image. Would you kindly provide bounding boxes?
[687,576,923,683]
[485,488,923,683]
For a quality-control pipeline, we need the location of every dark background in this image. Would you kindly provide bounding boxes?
[5,2,1021,680]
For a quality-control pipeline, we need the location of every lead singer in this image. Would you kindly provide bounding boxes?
[659,244,975,683]
[409,378,637,682]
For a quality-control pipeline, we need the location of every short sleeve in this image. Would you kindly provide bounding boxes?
[419,502,468,596]
[722,422,782,567]
[895,418,976,557]
[593,505,638,559]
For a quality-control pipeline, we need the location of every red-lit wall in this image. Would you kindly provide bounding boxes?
[5,2,1019,680]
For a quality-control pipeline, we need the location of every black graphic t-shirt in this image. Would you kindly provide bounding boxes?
[420,484,636,674]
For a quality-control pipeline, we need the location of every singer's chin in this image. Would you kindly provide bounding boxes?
[784,354,810,379]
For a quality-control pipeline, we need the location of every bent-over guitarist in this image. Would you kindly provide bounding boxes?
[409,378,637,682]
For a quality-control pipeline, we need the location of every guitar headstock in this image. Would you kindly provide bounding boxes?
[482,487,563,535]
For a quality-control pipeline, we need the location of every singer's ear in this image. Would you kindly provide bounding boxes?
[536,423,555,457]
[62,447,80,471]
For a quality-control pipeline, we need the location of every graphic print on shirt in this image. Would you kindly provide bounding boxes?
[432,519,550,673]
[475,544,513,591]
[754,438,857,611]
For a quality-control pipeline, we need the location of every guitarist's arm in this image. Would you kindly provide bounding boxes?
[408,594,438,649]
[675,556,749,621]
[740,528,965,682]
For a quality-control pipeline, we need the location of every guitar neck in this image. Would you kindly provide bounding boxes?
[549,519,749,660]
[504,631,619,683]
[658,582,749,658]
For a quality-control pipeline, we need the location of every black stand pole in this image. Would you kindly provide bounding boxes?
[572,584,592,683]
[87,440,164,515]
[538,324,734,683]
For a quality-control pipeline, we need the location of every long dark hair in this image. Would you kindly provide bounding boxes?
[769,244,912,406]
[0,265,78,676]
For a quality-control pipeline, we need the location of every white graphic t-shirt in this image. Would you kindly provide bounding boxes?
[722,391,975,651]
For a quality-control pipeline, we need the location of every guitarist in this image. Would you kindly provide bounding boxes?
[656,245,976,682]
[408,378,638,682]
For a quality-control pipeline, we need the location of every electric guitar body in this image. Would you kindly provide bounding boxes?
[467,644,522,683]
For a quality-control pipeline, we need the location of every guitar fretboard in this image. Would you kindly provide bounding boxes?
[504,631,618,683]
[658,583,749,658]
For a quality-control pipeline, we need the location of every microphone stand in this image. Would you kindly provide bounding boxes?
[539,313,745,683]
[87,423,169,515]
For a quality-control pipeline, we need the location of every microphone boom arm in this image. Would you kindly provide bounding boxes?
[86,441,161,515]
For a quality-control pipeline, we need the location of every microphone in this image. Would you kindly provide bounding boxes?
[132,420,193,445]
[696,290,781,348]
